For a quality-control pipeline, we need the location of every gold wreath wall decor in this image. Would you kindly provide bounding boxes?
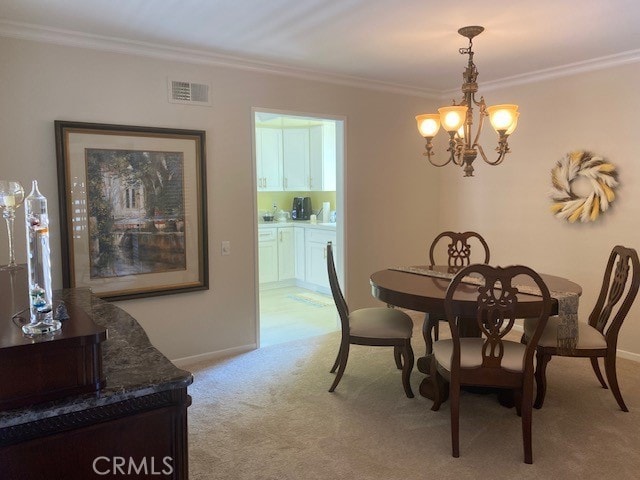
[550,151,619,223]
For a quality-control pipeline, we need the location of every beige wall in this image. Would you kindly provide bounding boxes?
[434,63,640,359]
[0,37,439,360]
[4,36,637,361]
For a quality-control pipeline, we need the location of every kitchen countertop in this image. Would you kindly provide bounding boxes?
[258,220,336,230]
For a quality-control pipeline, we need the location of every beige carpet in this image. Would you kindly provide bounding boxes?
[187,313,640,479]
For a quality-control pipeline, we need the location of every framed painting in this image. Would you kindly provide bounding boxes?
[55,121,208,300]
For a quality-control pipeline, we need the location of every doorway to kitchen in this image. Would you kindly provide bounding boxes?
[253,109,345,348]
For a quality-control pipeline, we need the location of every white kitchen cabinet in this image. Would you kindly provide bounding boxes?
[256,128,283,191]
[277,227,294,280]
[304,227,336,292]
[282,128,310,191]
[294,226,305,281]
[309,123,336,191]
[258,226,294,284]
[258,228,278,283]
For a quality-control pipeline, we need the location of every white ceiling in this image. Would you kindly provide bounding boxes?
[1,0,640,96]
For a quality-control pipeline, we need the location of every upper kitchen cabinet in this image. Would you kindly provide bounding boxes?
[282,128,310,191]
[309,123,336,191]
[256,127,283,191]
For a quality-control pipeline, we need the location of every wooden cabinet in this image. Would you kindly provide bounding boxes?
[309,123,337,191]
[256,128,283,191]
[258,226,294,284]
[0,277,192,480]
[282,128,310,191]
[0,268,107,411]
[304,227,336,293]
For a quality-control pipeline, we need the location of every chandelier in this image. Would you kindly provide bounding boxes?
[415,26,519,177]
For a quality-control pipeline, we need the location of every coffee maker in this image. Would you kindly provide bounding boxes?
[291,196,312,220]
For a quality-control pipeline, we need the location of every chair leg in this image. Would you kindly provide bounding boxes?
[450,380,460,458]
[329,343,350,392]
[401,342,414,398]
[521,382,534,464]
[514,388,522,417]
[604,351,628,412]
[330,341,345,373]
[394,345,403,369]
[590,357,608,389]
[534,351,551,409]
[329,338,349,373]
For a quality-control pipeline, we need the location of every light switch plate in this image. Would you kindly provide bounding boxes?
[221,241,231,255]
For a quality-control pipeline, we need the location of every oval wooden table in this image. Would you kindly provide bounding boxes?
[370,266,582,404]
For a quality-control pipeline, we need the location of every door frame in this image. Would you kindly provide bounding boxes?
[251,107,347,348]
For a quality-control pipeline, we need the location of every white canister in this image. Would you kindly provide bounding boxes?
[310,214,317,224]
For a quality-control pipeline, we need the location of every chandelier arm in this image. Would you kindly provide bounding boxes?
[471,109,485,148]
[453,148,464,166]
[450,133,465,166]
[471,93,485,108]
[476,142,489,164]
[423,150,454,168]
[476,139,509,166]
[422,138,453,167]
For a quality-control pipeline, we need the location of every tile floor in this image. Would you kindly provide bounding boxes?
[259,286,339,347]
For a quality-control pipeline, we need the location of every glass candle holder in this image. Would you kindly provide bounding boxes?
[0,180,25,270]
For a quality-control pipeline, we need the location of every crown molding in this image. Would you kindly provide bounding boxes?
[441,49,640,99]
[0,19,440,99]
[4,19,638,102]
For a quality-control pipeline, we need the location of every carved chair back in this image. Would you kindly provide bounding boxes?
[588,245,640,346]
[444,264,551,375]
[429,231,490,269]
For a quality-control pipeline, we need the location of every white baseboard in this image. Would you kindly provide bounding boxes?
[171,344,257,368]
[170,327,640,369]
[617,349,640,363]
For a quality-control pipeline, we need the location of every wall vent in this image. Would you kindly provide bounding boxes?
[168,78,212,106]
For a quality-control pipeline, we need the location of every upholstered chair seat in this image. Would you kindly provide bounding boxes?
[434,338,527,373]
[349,308,413,339]
[523,317,607,350]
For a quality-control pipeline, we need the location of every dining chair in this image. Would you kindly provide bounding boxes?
[326,242,415,398]
[524,245,640,412]
[424,231,491,355]
[430,263,552,464]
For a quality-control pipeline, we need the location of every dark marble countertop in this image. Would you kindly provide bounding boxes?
[0,288,193,429]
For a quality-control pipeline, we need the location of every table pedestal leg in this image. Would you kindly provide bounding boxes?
[416,354,449,406]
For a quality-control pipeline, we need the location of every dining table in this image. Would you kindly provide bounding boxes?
[370,265,582,404]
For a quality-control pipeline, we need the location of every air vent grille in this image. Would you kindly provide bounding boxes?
[168,79,212,106]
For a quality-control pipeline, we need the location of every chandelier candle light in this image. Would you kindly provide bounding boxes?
[416,26,519,177]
